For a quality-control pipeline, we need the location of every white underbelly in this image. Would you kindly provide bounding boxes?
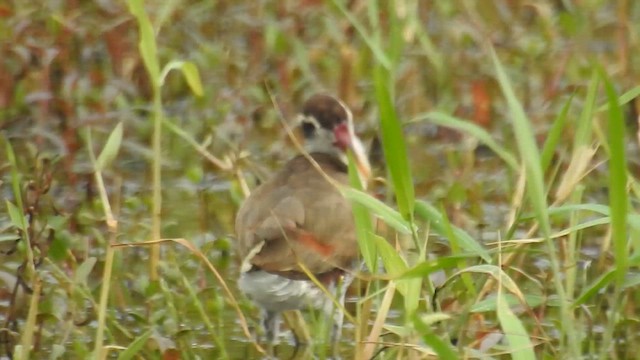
[238,270,345,313]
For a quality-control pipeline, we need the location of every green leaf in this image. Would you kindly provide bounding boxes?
[127,0,160,83]
[6,200,25,229]
[595,85,640,112]
[413,313,459,359]
[573,269,615,307]
[373,234,408,276]
[116,328,153,360]
[347,152,377,271]
[496,292,536,360]
[471,294,545,313]
[418,312,451,326]
[547,203,610,216]
[74,257,97,286]
[372,234,421,315]
[50,344,66,359]
[491,47,550,237]
[4,136,27,232]
[413,111,519,171]
[600,66,629,282]
[414,201,490,262]
[373,64,415,222]
[180,62,203,96]
[399,256,461,279]
[622,273,640,290]
[0,233,20,242]
[445,264,526,304]
[48,236,69,262]
[96,122,123,171]
[540,95,573,173]
[342,187,415,234]
[159,60,204,97]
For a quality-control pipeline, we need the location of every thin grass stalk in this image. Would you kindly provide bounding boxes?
[439,204,476,297]
[150,92,163,281]
[598,66,629,359]
[126,0,163,281]
[540,95,574,174]
[4,137,40,358]
[4,138,36,281]
[565,186,585,301]
[94,242,115,359]
[87,128,120,358]
[17,278,41,360]
[181,276,229,358]
[490,47,580,357]
[112,238,264,354]
[362,282,396,359]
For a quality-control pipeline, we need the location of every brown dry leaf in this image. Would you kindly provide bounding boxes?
[162,348,181,360]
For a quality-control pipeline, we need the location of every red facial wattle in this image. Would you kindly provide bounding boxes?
[333,122,350,151]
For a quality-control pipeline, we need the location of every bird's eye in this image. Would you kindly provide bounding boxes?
[301,119,317,138]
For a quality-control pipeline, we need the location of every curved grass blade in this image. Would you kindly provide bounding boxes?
[573,269,616,307]
[412,313,459,359]
[126,0,160,84]
[116,328,153,360]
[491,46,578,356]
[96,122,123,171]
[540,95,573,173]
[414,200,490,262]
[497,292,536,360]
[343,187,415,235]
[159,60,204,97]
[412,111,519,171]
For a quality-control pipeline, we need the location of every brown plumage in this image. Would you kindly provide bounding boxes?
[235,153,356,278]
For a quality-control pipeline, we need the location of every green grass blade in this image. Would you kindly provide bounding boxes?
[540,95,573,173]
[96,122,123,171]
[453,264,525,301]
[399,256,464,279]
[343,187,415,235]
[347,153,377,271]
[600,68,629,281]
[159,60,204,97]
[497,292,536,360]
[491,47,578,357]
[597,68,628,360]
[596,85,640,112]
[471,293,545,313]
[116,328,153,360]
[330,0,391,69]
[372,234,421,316]
[126,0,160,84]
[490,47,550,236]
[413,111,519,171]
[373,65,415,221]
[413,313,459,359]
[575,72,598,148]
[573,269,616,307]
[385,1,405,67]
[414,200,490,262]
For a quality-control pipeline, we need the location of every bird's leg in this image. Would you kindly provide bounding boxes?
[329,273,353,351]
[262,309,280,344]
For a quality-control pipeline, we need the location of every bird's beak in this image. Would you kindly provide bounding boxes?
[334,123,371,183]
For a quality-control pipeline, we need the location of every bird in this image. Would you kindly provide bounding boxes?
[235,94,371,347]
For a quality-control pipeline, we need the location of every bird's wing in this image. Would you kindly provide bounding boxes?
[235,156,357,276]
